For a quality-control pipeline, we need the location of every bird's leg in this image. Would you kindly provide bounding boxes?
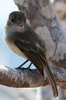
[27,62,32,69]
[15,59,29,69]
[15,59,32,69]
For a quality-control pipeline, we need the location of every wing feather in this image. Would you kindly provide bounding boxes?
[14,38,58,96]
[14,39,44,76]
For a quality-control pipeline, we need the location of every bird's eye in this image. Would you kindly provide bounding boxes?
[11,19,15,23]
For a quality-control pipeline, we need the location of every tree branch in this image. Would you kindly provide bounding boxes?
[0,65,66,88]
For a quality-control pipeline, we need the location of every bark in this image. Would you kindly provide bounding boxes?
[54,0,66,3]
[62,89,66,100]
[54,1,66,29]
[0,65,66,88]
[36,87,65,100]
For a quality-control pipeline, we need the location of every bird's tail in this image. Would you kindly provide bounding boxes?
[39,56,58,97]
[44,63,58,97]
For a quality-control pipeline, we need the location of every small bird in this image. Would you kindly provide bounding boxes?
[3,11,58,97]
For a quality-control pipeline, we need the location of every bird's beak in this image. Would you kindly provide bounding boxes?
[17,22,24,27]
[17,23,23,27]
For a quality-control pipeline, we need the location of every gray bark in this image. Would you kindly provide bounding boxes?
[0,65,66,88]
[54,0,66,29]
[36,87,65,100]
[54,0,66,3]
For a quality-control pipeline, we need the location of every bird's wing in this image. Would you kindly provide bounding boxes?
[14,38,58,97]
[14,38,44,76]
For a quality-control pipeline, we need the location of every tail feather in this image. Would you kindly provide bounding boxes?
[39,55,58,97]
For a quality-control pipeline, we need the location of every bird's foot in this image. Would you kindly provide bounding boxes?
[15,66,32,71]
[27,62,32,69]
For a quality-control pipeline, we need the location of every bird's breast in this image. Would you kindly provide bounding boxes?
[3,33,27,58]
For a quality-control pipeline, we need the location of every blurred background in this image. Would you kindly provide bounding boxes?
[0,0,66,100]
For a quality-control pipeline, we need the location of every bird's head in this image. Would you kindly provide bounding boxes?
[3,11,27,42]
[4,11,27,35]
[7,11,26,27]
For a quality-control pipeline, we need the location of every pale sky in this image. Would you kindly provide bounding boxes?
[0,0,34,68]
[0,0,24,68]
[0,0,18,24]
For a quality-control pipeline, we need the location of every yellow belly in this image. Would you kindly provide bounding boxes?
[8,42,27,58]
[4,37,27,58]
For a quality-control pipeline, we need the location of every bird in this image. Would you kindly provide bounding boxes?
[3,11,58,97]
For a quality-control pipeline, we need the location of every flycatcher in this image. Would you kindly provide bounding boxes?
[3,11,58,97]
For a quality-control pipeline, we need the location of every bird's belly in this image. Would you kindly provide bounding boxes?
[4,38,27,58]
[9,43,27,58]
